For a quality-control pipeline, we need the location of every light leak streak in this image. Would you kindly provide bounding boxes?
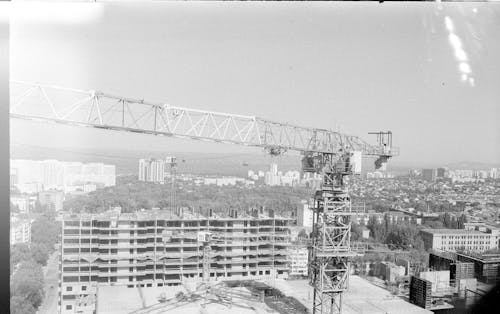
[445,16,454,32]
[444,15,474,87]
[455,49,468,62]
[459,63,471,74]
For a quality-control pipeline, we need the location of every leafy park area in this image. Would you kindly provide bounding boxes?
[10,212,60,314]
[63,175,312,216]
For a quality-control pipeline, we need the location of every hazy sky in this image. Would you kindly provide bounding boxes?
[9,2,500,166]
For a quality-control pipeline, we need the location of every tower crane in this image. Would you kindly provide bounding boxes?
[9,81,399,314]
[165,156,177,211]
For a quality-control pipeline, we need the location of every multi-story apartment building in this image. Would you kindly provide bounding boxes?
[421,169,437,182]
[59,208,292,314]
[352,212,384,226]
[10,159,116,193]
[384,211,422,225]
[420,227,500,253]
[296,203,313,228]
[288,246,308,277]
[138,158,165,183]
[10,216,32,245]
[10,194,36,213]
[38,189,65,212]
[436,168,447,178]
[352,211,421,226]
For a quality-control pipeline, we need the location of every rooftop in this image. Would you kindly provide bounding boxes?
[430,251,457,261]
[97,283,272,314]
[64,209,294,221]
[96,276,433,314]
[457,252,500,263]
[421,229,486,235]
[265,276,433,314]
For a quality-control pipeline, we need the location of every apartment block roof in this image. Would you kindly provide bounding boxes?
[421,229,487,235]
[63,209,294,221]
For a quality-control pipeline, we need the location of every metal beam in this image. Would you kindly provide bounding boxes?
[9,81,397,157]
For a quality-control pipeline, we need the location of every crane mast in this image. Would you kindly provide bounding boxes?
[9,81,398,314]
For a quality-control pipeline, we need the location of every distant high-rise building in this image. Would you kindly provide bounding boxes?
[288,247,309,277]
[490,168,499,179]
[436,168,446,178]
[102,165,116,186]
[264,163,281,186]
[421,169,436,182]
[270,163,278,175]
[138,159,150,181]
[297,203,314,228]
[38,190,65,212]
[10,159,115,193]
[41,160,64,189]
[408,169,420,178]
[138,158,165,183]
[10,167,18,186]
[150,159,165,183]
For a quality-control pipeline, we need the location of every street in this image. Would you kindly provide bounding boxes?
[37,249,59,314]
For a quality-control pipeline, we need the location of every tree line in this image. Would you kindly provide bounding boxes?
[10,212,60,314]
[63,178,312,216]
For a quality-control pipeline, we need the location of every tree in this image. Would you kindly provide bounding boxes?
[457,213,468,229]
[385,223,423,250]
[63,180,311,216]
[31,213,60,250]
[11,296,36,314]
[298,229,309,239]
[442,212,459,229]
[30,243,50,266]
[10,243,31,273]
[367,216,387,242]
[33,200,48,213]
[11,201,20,213]
[351,223,363,241]
[423,220,444,229]
[10,261,44,309]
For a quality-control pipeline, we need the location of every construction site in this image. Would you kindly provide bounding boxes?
[12,78,417,314]
[59,207,293,313]
[8,3,500,314]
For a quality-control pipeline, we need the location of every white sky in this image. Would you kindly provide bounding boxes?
[9,2,500,165]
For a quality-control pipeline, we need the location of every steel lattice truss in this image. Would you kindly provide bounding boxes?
[10,81,392,156]
[308,153,359,314]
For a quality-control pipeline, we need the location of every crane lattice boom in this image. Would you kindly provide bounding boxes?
[10,81,398,158]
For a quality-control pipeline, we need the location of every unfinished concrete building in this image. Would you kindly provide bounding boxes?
[58,208,293,314]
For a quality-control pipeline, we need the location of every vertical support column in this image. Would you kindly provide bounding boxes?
[202,243,211,283]
[272,218,275,278]
[59,220,64,314]
[153,219,157,285]
[309,152,354,314]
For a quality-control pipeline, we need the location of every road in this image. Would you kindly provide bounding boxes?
[37,249,59,314]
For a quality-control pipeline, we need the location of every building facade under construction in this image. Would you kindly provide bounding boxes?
[58,208,293,314]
